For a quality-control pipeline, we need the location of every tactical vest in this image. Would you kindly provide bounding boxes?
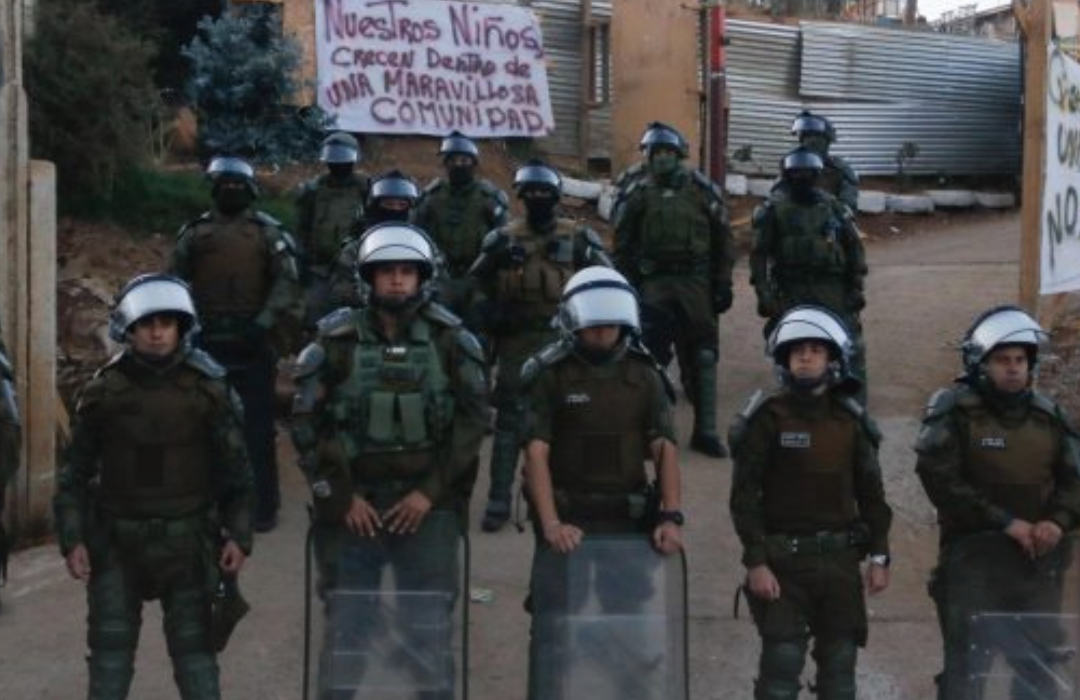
[763,394,859,533]
[95,360,213,518]
[638,175,712,272]
[309,178,366,268]
[958,397,1059,522]
[326,314,455,482]
[771,197,848,281]
[186,213,270,317]
[422,181,493,275]
[547,358,650,496]
[495,219,578,320]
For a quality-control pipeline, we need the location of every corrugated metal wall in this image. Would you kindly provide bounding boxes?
[527,0,613,160]
[726,19,1022,177]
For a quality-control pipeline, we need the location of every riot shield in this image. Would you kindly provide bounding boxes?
[530,535,688,700]
[932,531,1080,700]
[303,511,468,700]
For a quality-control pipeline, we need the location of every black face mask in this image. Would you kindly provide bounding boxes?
[214,188,254,215]
[524,196,557,225]
[328,163,354,183]
[447,165,474,187]
[367,205,410,226]
[786,171,817,203]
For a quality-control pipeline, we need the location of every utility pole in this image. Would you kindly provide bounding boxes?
[1016,0,1050,314]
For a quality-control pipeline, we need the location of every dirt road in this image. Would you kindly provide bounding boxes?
[0,211,1021,700]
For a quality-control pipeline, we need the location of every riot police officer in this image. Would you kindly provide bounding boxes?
[468,159,612,532]
[915,306,1080,700]
[414,131,509,317]
[751,147,868,404]
[171,156,303,532]
[774,111,859,213]
[290,223,488,699]
[295,132,370,321]
[327,169,422,309]
[614,121,736,458]
[54,274,253,700]
[521,267,683,699]
[729,305,891,700]
[0,326,19,604]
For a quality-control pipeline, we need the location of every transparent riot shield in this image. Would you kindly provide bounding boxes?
[932,531,1080,700]
[303,511,468,700]
[530,535,688,700]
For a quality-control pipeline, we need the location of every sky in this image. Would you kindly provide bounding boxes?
[916,0,998,22]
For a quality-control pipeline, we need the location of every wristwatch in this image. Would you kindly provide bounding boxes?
[868,554,891,568]
[657,510,685,527]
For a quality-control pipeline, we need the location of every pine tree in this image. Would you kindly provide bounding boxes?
[182,6,332,163]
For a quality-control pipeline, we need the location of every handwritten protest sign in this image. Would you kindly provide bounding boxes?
[315,0,555,137]
[1043,45,1080,294]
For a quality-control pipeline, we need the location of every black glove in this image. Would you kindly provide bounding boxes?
[712,287,733,315]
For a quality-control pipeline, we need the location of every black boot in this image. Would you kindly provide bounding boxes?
[690,349,727,458]
[481,429,518,532]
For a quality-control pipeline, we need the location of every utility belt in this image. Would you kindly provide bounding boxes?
[554,487,655,524]
[766,527,867,557]
[356,478,424,509]
[640,258,709,277]
[102,511,212,543]
[774,267,845,284]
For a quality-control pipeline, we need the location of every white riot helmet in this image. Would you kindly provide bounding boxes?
[767,305,853,388]
[960,305,1048,377]
[557,267,640,337]
[355,223,438,306]
[108,273,200,346]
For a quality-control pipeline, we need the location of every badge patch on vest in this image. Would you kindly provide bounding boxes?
[980,436,1007,450]
[780,432,811,448]
[564,392,591,405]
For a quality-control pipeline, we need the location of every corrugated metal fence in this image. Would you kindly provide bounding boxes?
[726,19,1022,177]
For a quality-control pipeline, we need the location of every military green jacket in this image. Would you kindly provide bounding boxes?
[770,155,859,213]
[613,165,735,299]
[53,350,254,555]
[729,387,890,568]
[171,207,304,341]
[750,188,866,320]
[295,172,370,271]
[915,383,1080,544]
[291,304,489,512]
[413,177,509,277]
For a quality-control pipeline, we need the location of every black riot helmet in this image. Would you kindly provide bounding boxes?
[512,159,562,198]
[780,147,824,178]
[206,155,259,197]
[366,170,420,224]
[320,131,360,164]
[438,130,479,162]
[638,121,689,158]
[791,110,837,144]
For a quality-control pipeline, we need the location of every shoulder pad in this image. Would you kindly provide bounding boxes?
[252,211,283,229]
[751,201,773,227]
[827,156,860,184]
[299,177,321,194]
[271,228,300,255]
[481,228,510,252]
[521,340,573,387]
[177,212,212,239]
[316,307,359,338]
[923,386,960,422]
[737,389,772,423]
[1029,391,1079,435]
[613,162,646,190]
[628,342,677,403]
[423,178,446,195]
[579,227,604,248]
[454,328,487,365]
[94,351,126,378]
[184,348,227,379]
[836,395,882,446]
[421,301,463,328]
[691,170,724,201]
[0,349,12,380]
[293,342,327,379]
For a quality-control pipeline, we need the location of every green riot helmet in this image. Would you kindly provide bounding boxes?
[355,222,438,307]
[639,121,689,158]
[960,305,1048,380]
[320,131,360,164]
[767,305,853,390]
[108,273,200,348]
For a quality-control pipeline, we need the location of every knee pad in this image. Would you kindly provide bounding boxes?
[759,638,808,690]
[813,639,857,700]
[89,619,139,652]
[165,589,212,657]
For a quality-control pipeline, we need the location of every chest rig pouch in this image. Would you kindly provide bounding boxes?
[329,318,454,466]
[764,396,858,533]
[772,198,847,278]
[959,399,1058,522]
[496,219,577,316]
[639,181,711,267]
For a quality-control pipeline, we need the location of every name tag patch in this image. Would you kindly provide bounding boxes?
[980,436,1007,450]
[780,432,811,449]
[564,393,591,405]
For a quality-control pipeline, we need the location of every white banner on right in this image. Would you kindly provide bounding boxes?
[1042,44,1080,294]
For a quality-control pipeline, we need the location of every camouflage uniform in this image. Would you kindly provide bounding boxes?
[750,188,868,401]
[916,382,1080,700]
[295,171,370,321]
[614,164,735,455]
[54,348,253,700]
[468,216,611,527]
[171,206,303,529]
[729,387,891,700]
[413,177,508,317]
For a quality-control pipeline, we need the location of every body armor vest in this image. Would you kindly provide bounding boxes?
[423,182,493,276]
[771,197,848,281]
[95,360,213,518]
[639,175,711,268]
[547,358,650,495]
[327,314,454,481]
[310,179,366,268]
[959,398,1059,522]
[763,395,859,533]
[496,219,578,320]
[187,214,270,316]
